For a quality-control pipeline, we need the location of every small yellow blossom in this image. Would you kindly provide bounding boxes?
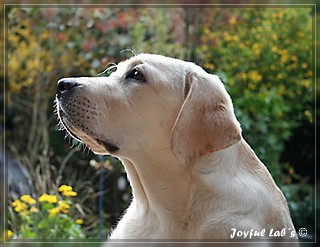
[62,190,77,197]
[239,72,247,81]
[58,185,77,197]
[7,230,13,239]
[291,55,298,62]
[58,185,73,193]
[272,34,278,41]
[204,62,215,71]
[232,61,238,68]
[58,201,70,213]
[224,32,232,42]
[11,200,27,212]
[38,193,58,203]
[20,195,36,205]
[48,207,60,217]
[30,206,39,213]
[232,35,239,42]
[248,70,262,82]
[252,43,261,56]
[75,219,84,225]
[248,83,257,90]
[271,46,278,53]
[305,70,312,77]
[301,79,310,88]
[58,200,70,209]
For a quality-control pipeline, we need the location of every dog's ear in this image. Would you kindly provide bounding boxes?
[170,68,242,165]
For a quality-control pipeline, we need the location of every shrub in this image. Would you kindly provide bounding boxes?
[197,8,313,169]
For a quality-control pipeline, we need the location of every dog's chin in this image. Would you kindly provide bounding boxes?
[58,111,119,155]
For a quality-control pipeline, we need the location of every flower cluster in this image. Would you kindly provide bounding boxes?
[8,185,85,239]
[38,193,58,203]
[58,184,77,197]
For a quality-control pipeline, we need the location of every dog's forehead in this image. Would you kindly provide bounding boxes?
[118,54,187,72]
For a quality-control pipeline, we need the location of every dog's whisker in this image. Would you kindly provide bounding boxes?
[98,63,118,76]
[120,48,136,58]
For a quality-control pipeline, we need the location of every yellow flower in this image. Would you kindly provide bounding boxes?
[58,201,70,213]
[248,70,262,82]
[204,62,215,71]
[48,207,60,217]
[58,184,77,197]
[224,32,232,42]
[248,82,257,90]
[62,190,77,197]
[272,34,278,41]
[38,193,57,203]
[232,35,239,42]
[20,195,36,205]
[58,200,70,209]
[305,70,312,77]
[291,55,298,62]
[30,206,39,213]
[301,79,310,88]
[11,200,27,212]
[277,73,283,79]
[58,185,73,193]
[11,199,20,207]
[252,43,261,56]
[75,219,84,225]
[239,72,247,80]
[7,230,13,239]
[232,61,238,68]
[271,46,278,53]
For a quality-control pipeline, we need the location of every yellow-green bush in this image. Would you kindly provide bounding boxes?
[198,8,312,167]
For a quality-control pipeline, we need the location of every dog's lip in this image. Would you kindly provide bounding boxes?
[58,105,119,154]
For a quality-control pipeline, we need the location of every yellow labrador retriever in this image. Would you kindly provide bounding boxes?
[56,54,297,240]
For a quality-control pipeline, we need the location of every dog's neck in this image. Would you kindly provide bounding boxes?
[118,140,255,227]
[120,148,192,225]
[121,139,265,208]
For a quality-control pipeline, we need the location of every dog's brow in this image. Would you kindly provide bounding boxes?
[127,60,143,70]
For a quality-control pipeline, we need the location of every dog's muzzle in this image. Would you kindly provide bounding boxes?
[55,78,119,154]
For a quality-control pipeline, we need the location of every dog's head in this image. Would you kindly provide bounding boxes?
[56,53,241,165]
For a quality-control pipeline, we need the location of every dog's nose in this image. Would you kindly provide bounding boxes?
[57,78,80,97]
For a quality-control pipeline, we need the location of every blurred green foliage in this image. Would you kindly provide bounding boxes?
[4,6,314,240]
[198,8,313,166]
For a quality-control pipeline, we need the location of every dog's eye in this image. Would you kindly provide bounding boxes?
[125,68,146,82]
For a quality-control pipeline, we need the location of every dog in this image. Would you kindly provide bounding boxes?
[56,53,297,240]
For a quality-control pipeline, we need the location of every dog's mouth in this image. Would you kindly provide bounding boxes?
[56,99,119,154]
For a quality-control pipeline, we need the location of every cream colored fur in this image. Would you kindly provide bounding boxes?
[56,54,297,241]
